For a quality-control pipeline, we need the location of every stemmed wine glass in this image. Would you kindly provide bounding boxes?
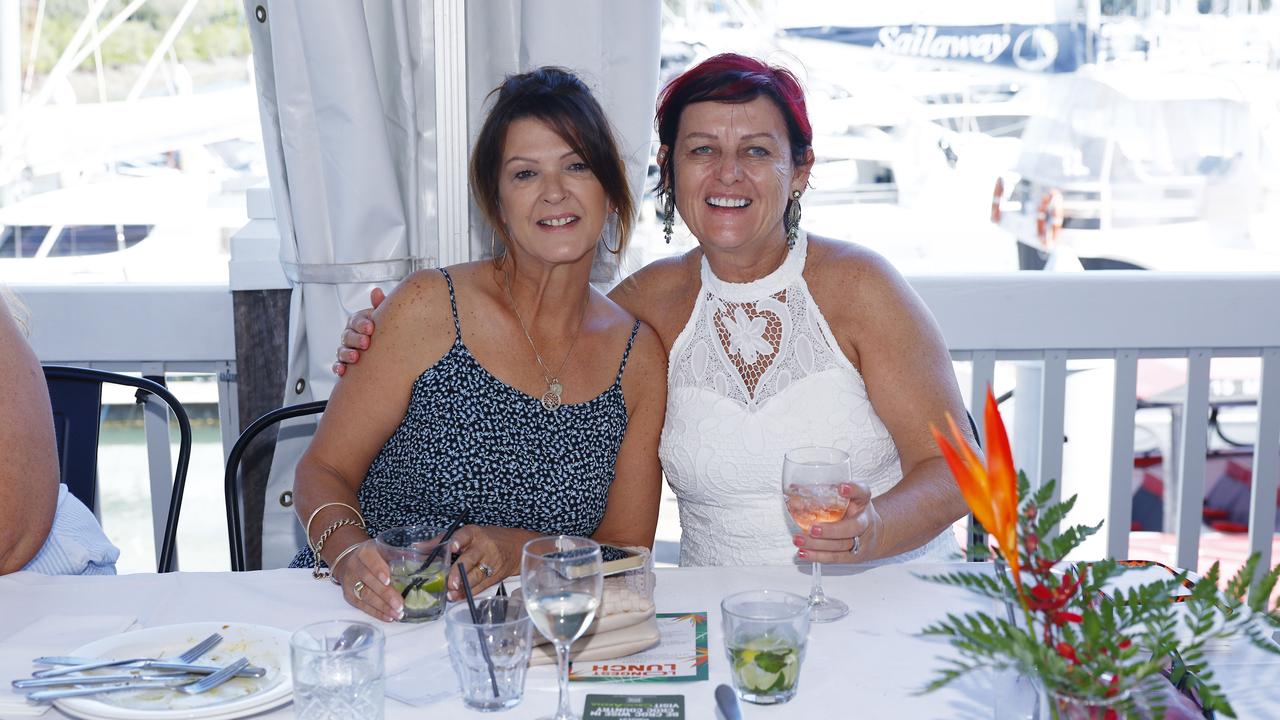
[783,446,854,622]
[521,536,604,720]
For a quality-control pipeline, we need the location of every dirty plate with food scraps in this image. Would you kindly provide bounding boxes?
[52,622,292,720]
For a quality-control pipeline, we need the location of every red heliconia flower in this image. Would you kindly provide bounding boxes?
[1056,642,1078,663]
[930,387,1021,593]
[1052,611,1083,625]
[1117,638,1132,650]
[1026,533,1039,554]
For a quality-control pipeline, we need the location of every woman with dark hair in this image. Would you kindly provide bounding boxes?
[338,54,975,571]
[292,67,666,622]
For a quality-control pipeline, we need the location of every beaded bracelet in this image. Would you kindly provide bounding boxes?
[328,541,365,585]
[312,518,364,580]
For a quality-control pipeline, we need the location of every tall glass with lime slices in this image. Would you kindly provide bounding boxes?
[721,589,810,704]
[376,525,450,622]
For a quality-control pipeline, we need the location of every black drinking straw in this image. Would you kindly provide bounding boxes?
[402,509,468,599]
[457,561,501,698]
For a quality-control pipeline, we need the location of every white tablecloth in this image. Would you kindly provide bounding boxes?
[2,563,1277,719]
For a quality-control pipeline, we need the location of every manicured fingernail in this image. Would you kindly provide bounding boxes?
[840,483,853,495]
[397,607,405,620]
[360,337,368,349]
[362,322,373,333]
[797,549,809,559]
[793,535,805,547]
[811,526,823,537]
[381,575,390,586]
[451,541,461,552]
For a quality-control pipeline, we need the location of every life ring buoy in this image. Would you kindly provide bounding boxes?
[990,177,1004,223]
[1036,189,1064,250]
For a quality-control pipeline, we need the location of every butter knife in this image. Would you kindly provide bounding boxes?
[33,657,266,678]
[15,672,193,689]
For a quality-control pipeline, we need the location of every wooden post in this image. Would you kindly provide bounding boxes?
[231,289,291,569]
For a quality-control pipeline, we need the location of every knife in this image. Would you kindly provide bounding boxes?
[715,683,743,720]
[33,657,266,678]
[14,672,194,689]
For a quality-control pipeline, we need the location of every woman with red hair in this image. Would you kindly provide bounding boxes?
[338,54,974,572]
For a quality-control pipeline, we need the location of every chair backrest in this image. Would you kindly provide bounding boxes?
[225,400,327,571]
[42,365,192,573]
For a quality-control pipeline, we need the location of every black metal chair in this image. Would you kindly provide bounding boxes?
[225,400,327,571]
[43,365,192,573]
[964,410,987,562]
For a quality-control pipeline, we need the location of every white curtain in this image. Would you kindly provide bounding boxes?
[245,0,435,567]
[246,0,660,567]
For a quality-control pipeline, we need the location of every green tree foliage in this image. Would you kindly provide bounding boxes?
[21,0,250,75]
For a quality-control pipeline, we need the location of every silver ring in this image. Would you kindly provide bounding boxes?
[478,562,494,578]
[353,580,366,600]
[851,536,862,557]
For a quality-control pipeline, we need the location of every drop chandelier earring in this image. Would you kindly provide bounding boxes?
[663,191,675,244]
[785,189,802,249]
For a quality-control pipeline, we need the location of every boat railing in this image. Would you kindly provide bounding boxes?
[13,271,1280,574]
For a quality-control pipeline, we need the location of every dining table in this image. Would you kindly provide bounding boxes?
[2,562,1278,719]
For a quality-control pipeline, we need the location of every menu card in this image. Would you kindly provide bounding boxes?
[571,612,709,682]
[583,694,685,719]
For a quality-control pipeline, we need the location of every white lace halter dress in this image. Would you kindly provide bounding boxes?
[658,231,960,566]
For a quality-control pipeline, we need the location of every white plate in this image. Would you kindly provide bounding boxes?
[53,622,293,720]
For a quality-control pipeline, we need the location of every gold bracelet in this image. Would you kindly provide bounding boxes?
[305,502,365,552]
[313,518,363,580]
[329,541,365,585]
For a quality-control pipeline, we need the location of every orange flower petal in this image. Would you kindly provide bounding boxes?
[931,422,997,535]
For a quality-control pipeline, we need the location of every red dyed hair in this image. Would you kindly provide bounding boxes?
[654,53,812,198]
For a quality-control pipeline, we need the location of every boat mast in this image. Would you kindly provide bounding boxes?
[0,0,19,207]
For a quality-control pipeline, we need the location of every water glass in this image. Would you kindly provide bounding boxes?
[376,524,450,622]
[721,589,810,705]
[291,620,385,720]
[445,597,534,712]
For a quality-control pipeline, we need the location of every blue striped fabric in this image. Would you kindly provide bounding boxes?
[22,485,119,576]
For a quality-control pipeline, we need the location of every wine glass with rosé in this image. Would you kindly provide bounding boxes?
[782,446,854,622]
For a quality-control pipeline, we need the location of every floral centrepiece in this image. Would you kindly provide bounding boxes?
[922,388,1280,719]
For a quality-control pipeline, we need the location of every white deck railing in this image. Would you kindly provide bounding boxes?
[15,272,1280,572]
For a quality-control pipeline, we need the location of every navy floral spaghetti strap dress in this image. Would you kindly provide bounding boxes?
[292,268,640,568]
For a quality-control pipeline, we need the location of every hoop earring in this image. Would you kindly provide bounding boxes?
[663,192,675,244]
[602,212,622,255]
[785,190,802,249]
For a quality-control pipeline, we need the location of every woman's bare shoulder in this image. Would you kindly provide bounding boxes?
[612,250,699,301]
[805,234,911,303]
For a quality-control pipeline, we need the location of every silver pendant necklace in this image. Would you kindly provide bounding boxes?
[503,269,587,411]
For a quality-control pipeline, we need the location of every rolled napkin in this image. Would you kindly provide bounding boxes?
[520,547,659,665]
[1,613,137,717]
[528,612,660,666]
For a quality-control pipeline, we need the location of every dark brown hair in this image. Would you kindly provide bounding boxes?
[470,67,633,258]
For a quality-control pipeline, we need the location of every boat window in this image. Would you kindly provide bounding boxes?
[46,225,154,258]
[0,226,53,259]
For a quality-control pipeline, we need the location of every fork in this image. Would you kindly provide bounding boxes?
[32,632,222,678]
[27,658,249,702]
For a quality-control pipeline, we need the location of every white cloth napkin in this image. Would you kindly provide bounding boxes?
[0,614,136,717]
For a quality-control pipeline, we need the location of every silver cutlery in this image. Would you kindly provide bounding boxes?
[715,683,743,720]
[27,658,249,702]
[32,632,222,678]
[14,672,194,689]
[30,657,266,679]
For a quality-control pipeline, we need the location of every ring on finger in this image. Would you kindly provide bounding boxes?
[478,562,494,578]
[353,579,366,600]
[851,536,862,557]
